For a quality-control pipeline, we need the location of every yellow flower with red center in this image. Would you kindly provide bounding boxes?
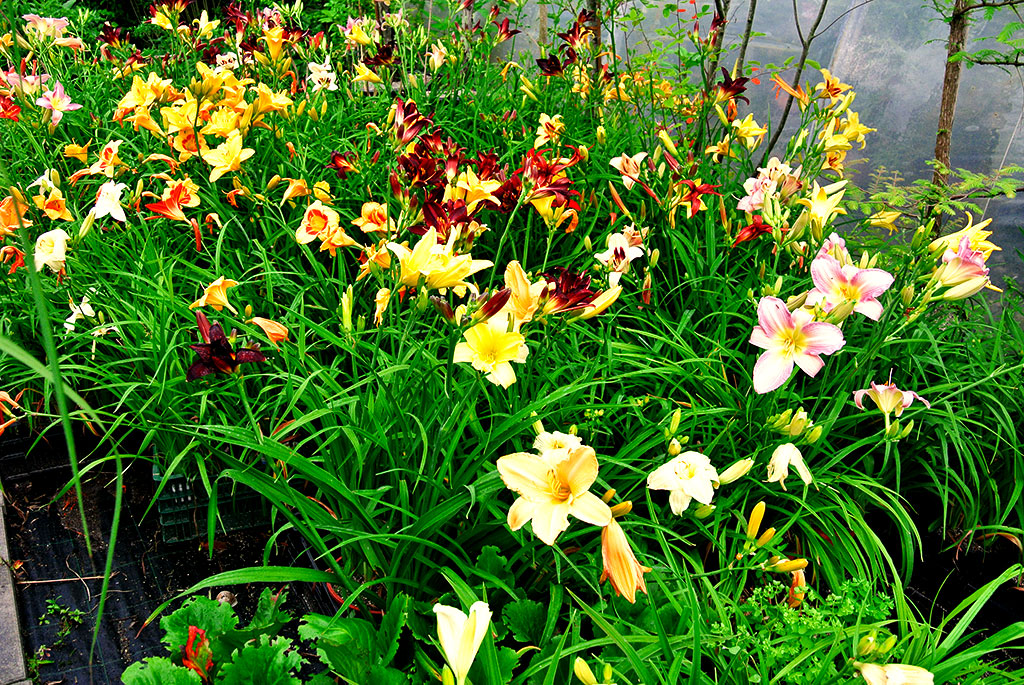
[534,113,565,148]
[63,141,90,164]
[352,202,395,234]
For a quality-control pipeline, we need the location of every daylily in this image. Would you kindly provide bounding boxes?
[453,320,529,388]
[766,443,813,491]
[841,111,875,148]
[534,430,583,462]
[932,236,994,298]
[433,602,492,685]
[64,141,90,164]
[445,169,502,215]
[388,228,492,291]
[145,183,190,222]
[352,202,395,234]
[64,295,95,332]
[814,68,852,103]
[326,150,359,179]
[928,213,999,260]
[89,141,124,177]
[609,151,647,190]
[318,223,360,257]
[353,62,383,84]
[0,94,20,121]
[33,188,73,221]
[496,445,612,544]
[731,113,767,149]
[853,375,930,418]
[749,296,845,394]
[600,517,651,603]
[0,191,32,237]
[34,228,70,272]
[250,317,289,346]
[534,113,565,148]
[869,210,901,235]
[296,201,340,245]
[595,232,644,287]
[93,181,128,222]
[805,254,894,320]
[36,81,81,125]
[796,181,847,238]
[373,287,390,326]
[189,276,239,313]
[427,42,448,72]
[647,451,719,515]
[0,245,26,273]
[500,261,546,331]
[186,311,266,381]
[201,130,254,183]
[854,663,934,685]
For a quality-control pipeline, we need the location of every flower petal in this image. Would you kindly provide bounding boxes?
[810,254,843,292]
[507,496,535,531]
[753,349,794,394]
[794,351,824,378]
[530,501,571,545]
[496,452,552,498]
[853,298,883,321]
[801,321,845,355]
[756,296,793,338]
[560,445,599,497]
[569,491,612,527]
[850,267,894,299]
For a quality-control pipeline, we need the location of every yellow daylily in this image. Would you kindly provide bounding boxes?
[840,111,875,149]
[731,113,767,150]
[353,63,383,84]
[796,180,847,238]
[453,320,529,388]
[444,169,501,214]
[869,210,901,235]
[201,130,254,183]
[497,445,611,544]
[928,213,999,260]
[189,276,239,313]
[502,260,547,331]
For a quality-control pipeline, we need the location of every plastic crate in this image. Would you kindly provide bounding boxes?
[152,467,269,543]
[0,423,69,482]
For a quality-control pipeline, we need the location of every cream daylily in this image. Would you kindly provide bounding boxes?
[533,430,583,462]
[497,445,612,545]
[609,151,647,190]
[64,295,95,331]
[433,601,492,685]
[93,181,128,222]
[854,662,934,685]
[34,228,70,272]
[766,443,813,491]
[647,451,719,515]
[595,232,645,287]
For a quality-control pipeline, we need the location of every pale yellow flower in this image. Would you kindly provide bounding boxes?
[453,321,528,388]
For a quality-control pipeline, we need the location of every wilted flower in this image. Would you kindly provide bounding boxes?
[534,430,583,462]
[64,295,95,332]
[497,445,612,545]
[766,443,813,491]
[647,451,719,514]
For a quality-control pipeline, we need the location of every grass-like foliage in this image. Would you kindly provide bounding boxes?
[1,0,1023,682]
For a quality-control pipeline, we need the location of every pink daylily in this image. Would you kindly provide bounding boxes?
[36,81,81,125]
[749,297,845,394]
[609,152,647,190]
[806,254,894,320]
[853,375,930,418]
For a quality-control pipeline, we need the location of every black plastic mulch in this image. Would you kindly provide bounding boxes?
[3,462,337,684]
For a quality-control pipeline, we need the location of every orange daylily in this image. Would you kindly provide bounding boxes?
[251,317,289,346]
[189,276,239,313]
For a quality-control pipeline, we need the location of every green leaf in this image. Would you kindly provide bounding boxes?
[240,589,292,639]
[475,546,512,585]
[805,59,821,70]
[502,599,546,644]
[379,594,410,665]
[367,664,411,685]
[121,658,201,684]
[160,597,239,665]
[218,635,303,684]
[299,613,379,679]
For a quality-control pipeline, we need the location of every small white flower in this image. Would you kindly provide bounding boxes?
[433,601,492,685]
[64,295,95,332]
[93,181,128,223]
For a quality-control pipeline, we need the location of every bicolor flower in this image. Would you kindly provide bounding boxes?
[296,201,341,244]
[600,518,651,604]
[496,445,612,545]
[928,213,998,260]
[766,443,813,491]
[36,81,81,125]
[595,232,644,287]
[806,254,894,320]
[853,376,929,418]
[749,297,845,394]
[433,602,491,685]
[609,151,647,190]
[647,451,719,515]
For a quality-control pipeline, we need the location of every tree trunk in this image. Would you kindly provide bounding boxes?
[737,0,759,76]
[932,0,970,186]
[703,0,732,85]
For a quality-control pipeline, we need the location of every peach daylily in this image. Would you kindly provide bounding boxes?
[189,276,239,313]
[609,151,647,190]
[33,188,73,221]
[295,201,340,244]
[0,192,32,237]
[251,317,289,346]
[749,296,845,394]
[351,202,395,234]
[496,445,612,545]
[600,518,651,603]
[502,260,546,331]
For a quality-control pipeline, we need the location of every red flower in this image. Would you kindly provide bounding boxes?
[145,184,189,222]
[732,215,774,247]
[492,18,521,44]
[0,95,20,122]
[186,312,267,381]
[0,246,26,274]
[325,150,359,179]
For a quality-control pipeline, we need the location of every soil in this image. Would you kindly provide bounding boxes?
[2,461,337,684]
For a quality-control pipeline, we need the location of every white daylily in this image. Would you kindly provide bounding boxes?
[34,228,70,272]
[93,181,128,223]
[766,443,813,491]
[647,451,719,515]
[64,295,95,332]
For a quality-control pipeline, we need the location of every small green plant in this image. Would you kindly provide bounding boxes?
[38,597,85,643]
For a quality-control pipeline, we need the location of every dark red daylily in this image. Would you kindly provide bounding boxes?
[392,98,431,147]
[325,150,359,179]
[535,54,565,77]
[186,311,266,381]
[712,67,751,106]
[182,625,213,680]
[677,179,721,219]
[732,214,774,247]
[491,18,521,44]
[364,41,400,67]
[0,95,20,122]
[539,267,600,314]
[557,10,595,50]
[519,147,585,205]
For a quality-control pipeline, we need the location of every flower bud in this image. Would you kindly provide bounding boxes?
[885,419,902,440]
[878,634,897,654]
[943,276,990,300]
[610,501,632,517]
[825,300,856,323]
[718,458,753,485]
[900,285,915,307]
[78,210,96,238]
[266,174,282,190]
[658,129,679,157]
[899,419,915,439]
[584,235,593,251]
[804,425,823,444]
[766,557,808,573]
[856,634,877,657]
[755,527,776,548]
[442,665,456,685]
[669,407,681,435]
[693,504,715,518]
[746,501,765,540]
[649,248,660,269]
[574,658,598,685]
[786,291,808,310]
[911,221,932,251]
[668,438,682,456]
[596,125,606,145]
[341,284,354,331]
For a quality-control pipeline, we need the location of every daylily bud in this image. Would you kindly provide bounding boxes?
[430,296,456,323]
[78,210,96,238]
[856,634,877,657]
[244,304,253,318]
[717,458,753,485]
[885,420,902,439]
[596,125,606,145]
[266,174,282,190]
[899,419,915,439]
[577,285,622,320]
[755,527,776,548]
[574,658,598,685]
[669,407,681,435]
[603,663,613,682]
[357,315,366,332]
[859,251,870,269]
[746,501,766,540]
[295,99,307,117]
[766,557,808,573]
[667,438,682,456]
[693,504,715,518]
[901,285,915,307]
[442,665,456,685]
[475,288,512,323]
[943,276,990,300]
[584,235,593,251]
[658,129,679,157]
[911,222,931,251]
[826,300,856,323]
[602,488,616,503]
[341,284,354,331]
[657,162,666,178]
[769,409,793,430]
[649,248,660,269]
[805,425,823,443]
[569,424,578,435]
[653,145,663,164]
[786,291,808,310]
[610,501,632,517]
[878,634,897,654]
